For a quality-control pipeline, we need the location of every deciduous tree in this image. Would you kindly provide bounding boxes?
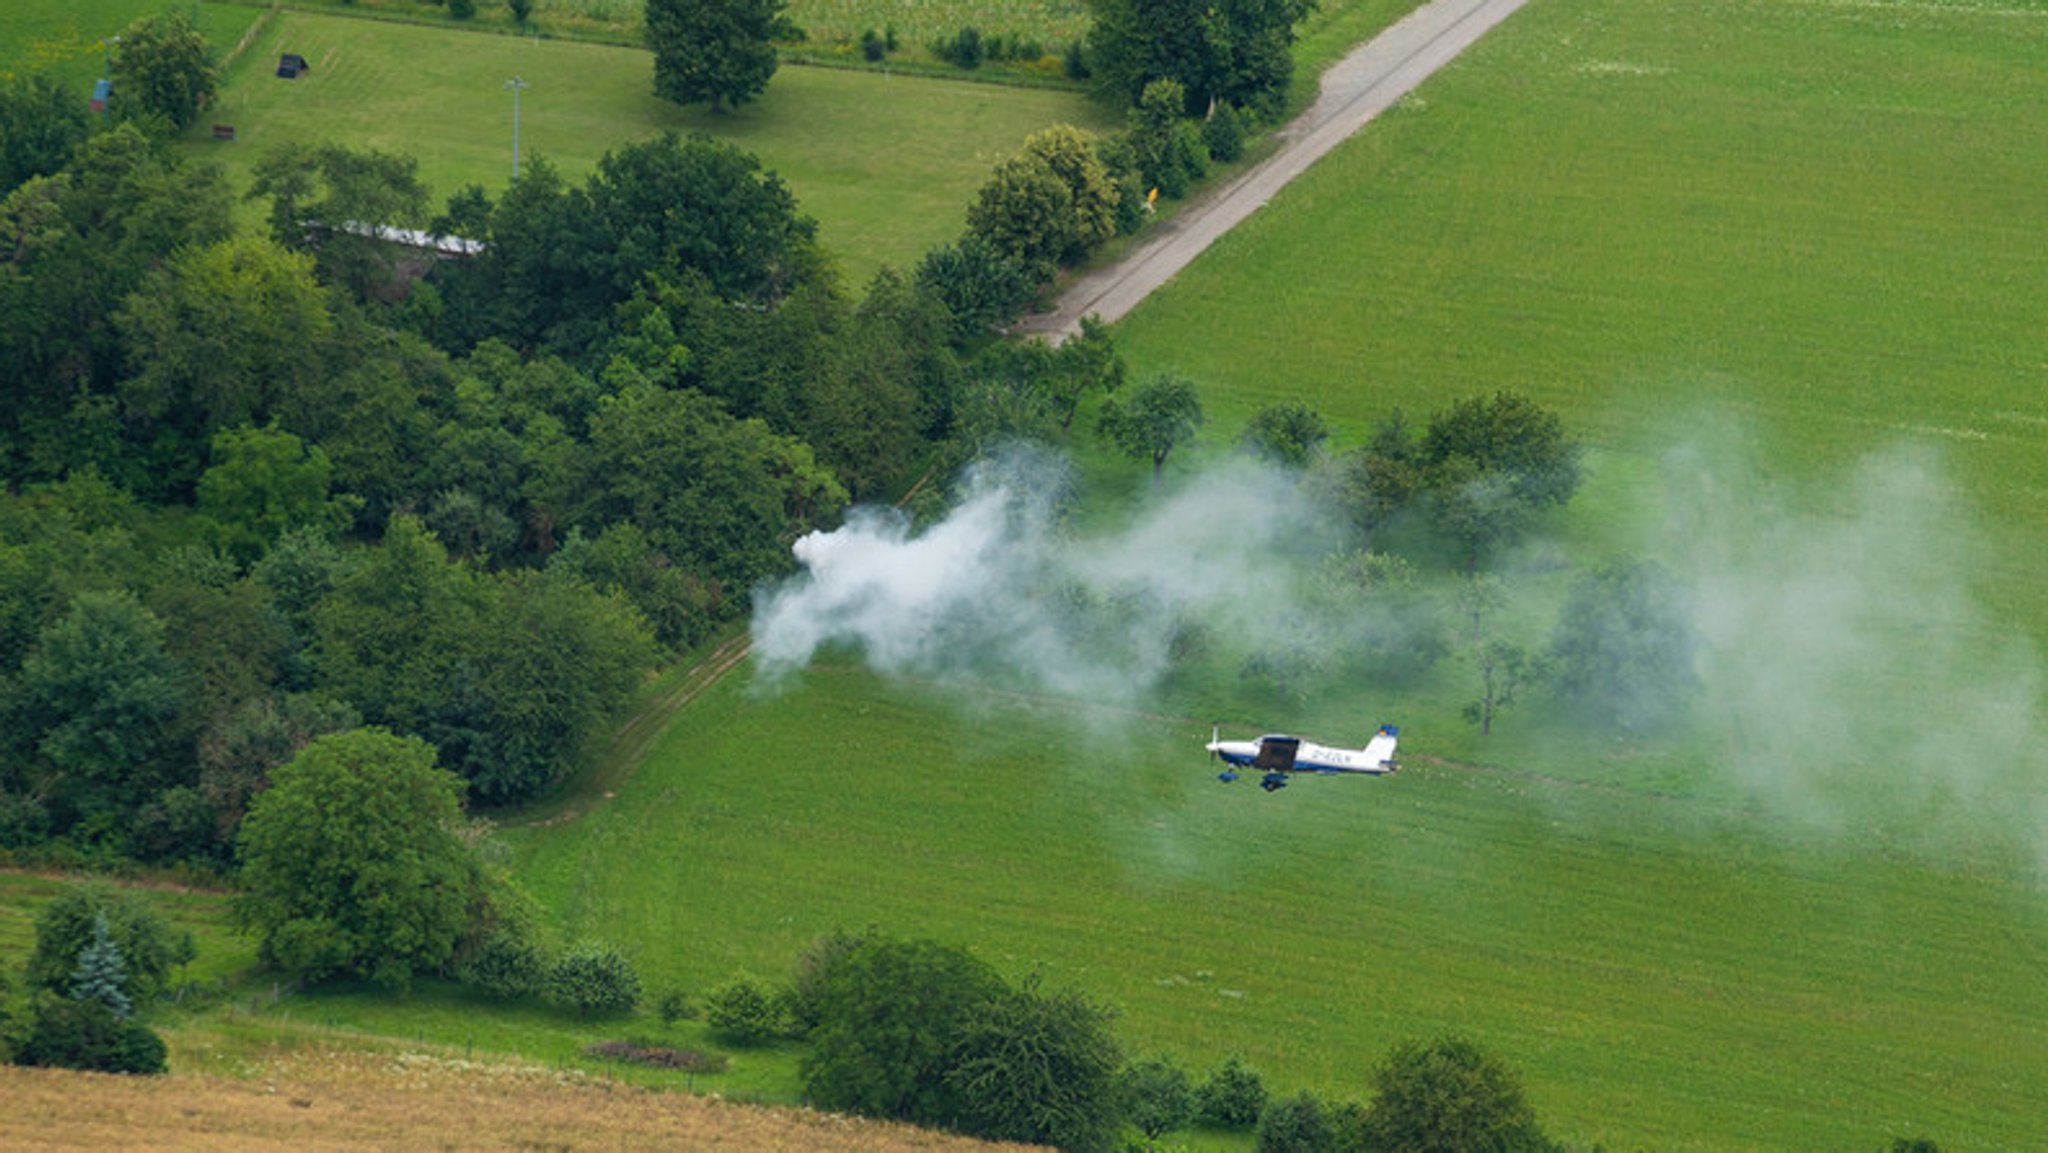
[646,0,785,112]
[1549,557,1699,732]
[109,11,219,132]
[1098,373,1202,480]
[1360,1036,1554,1152]
[235,727,484,986]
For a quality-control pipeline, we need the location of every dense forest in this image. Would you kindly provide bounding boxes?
[0,27,1210,870]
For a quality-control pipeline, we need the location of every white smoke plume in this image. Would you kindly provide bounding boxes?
[1654,429,2048,863]
[751,446,1339,703]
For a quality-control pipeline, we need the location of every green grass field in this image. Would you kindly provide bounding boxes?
[0,1,259,89]
[497,661,2048,1149]
[1114,0,2048,614]
[187,9,1113,283]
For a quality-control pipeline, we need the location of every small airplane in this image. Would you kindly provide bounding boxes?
[1207,724,1400,791]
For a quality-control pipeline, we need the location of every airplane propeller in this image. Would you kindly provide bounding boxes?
[1211,723,1239,783]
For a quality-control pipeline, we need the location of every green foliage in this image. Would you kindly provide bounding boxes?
[574,382,845,600]
[967,124,1119,283]
[915,234,1038,343]
[1087,0,1312,116]
[235,728,483,986]
[801,936,1007,1122]
[547,942,643,1017]
[1097,373,1203,479]
[0,74,89,195]
[1203,102,1247,163]
[0,126,232,481]
[1195,1054,1269,1130]
[508,0,533,24]
[781,928,867,1037]
[1890,1140,1942,1153]
[449,0,476,17]
[704,974,782,1045]
[108,10,218,132]
[16,995,167,1075]
[455,570,654,805]
[1549,557,1700,732]
[656,987,697,1026]
[248,143,430,300]
[1256,1090,1334,1153]
[1129,80,1206,199]
[1118,1055,1194,1139]
[1360,1036,1553,1153]
[1337,392,1579,570]
[935,26,985,69]
[67,914,133,1020]
[646,0,784,112]
[945,985,1123,1151]
[194,425,355,566]
[1240,402,1329,467]
[547,524,720,654]
[455,928,550,1000]
[17,591,187,842]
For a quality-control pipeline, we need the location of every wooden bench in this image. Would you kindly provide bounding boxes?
[212,124,236,141]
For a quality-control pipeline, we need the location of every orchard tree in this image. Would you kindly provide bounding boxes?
[646,0,785,112]
[109,11,218,132]
[235,727,487,986]
[1240,402,1330,467]
[1099,372,1203,480]
[1549,557,1700,731]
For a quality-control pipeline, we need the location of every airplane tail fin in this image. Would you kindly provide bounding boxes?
[1363,723,1399,769]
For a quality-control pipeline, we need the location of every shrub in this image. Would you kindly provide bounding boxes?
[28,885,194,1005]
[449,0,476,17]
[937,27,984,69]
[1195,1054,1269,1129]
[915,236,1037,343]
[945,987,1123,1152]
[781,928,867,1036]
[17,996,168,1075]
[1361,1036,1553,1152]
[547,943,642,1018]
[860,29,886,61]
[1118,1055,1194,1139]
[656,987,697,1026]
[705,974,782,1045]
[456,929,549,1000]
[1256,1090,1333,1153]
[508,0,532,24]
[1063,38,1090,81]
[1204,102,1247,163]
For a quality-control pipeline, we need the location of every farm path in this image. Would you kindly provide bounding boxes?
[1013,0,1529,341]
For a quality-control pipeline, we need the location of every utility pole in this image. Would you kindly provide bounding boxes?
[505,76,529,182]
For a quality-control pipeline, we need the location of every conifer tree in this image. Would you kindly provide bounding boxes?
[69,913,134,1021]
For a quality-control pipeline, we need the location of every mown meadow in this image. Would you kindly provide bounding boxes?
[7,0,2046,1148]
[188,9,1114,284]
[491,0,2048,1146]
[0,1,258,88]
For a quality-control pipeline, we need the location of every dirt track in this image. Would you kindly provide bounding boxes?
[1013,0,1529,341]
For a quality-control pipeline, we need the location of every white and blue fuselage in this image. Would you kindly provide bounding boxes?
[1208,725,1399,790]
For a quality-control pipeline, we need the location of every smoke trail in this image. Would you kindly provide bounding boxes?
[1654,429,2048,861]
[752,446,1341,703]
